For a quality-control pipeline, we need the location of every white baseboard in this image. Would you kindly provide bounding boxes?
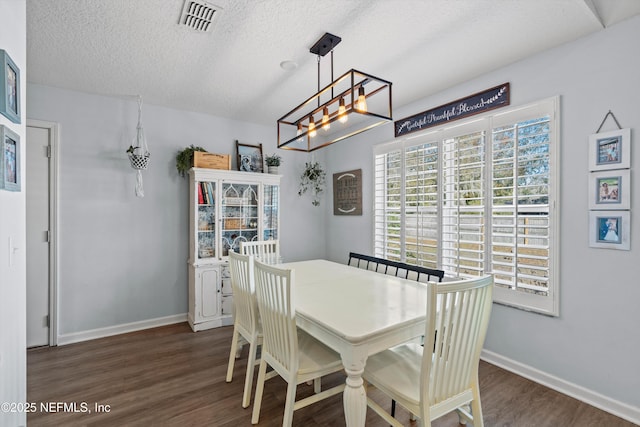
[57,314,188,346]
[481,349,640,425]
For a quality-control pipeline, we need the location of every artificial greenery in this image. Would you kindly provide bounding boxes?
[298,161,326,206]
[264,153,282,166]
[176,145,206,177]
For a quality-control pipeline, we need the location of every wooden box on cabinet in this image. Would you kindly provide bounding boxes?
[187,168,281,332]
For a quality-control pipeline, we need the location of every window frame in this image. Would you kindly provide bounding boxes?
[373,96,560,316]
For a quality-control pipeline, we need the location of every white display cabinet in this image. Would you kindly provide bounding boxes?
[187,168,280,331]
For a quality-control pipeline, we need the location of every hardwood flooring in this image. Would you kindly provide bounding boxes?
[27,322,635,426]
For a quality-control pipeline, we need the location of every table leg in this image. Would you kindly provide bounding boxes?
[343,366,366,427]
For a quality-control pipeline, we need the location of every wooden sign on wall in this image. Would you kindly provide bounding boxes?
[333,169,362,215]
[394,82,510,137]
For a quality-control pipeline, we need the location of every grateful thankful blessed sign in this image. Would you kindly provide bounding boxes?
[394,83,510,137]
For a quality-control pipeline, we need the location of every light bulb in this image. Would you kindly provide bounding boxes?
[356,87,367,112]
[308,116,317,137]
[296,123,303,142]
[338,97,348,123]
[322,107,330,131]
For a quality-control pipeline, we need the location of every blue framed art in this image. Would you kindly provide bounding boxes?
[0,125,20,192]
[0,49,21,124]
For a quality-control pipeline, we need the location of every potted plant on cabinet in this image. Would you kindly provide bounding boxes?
[298,161,326,206]
[176,145,206,177]
[264,153,282,174]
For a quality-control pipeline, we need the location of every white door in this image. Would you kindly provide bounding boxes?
[26,125,51,347]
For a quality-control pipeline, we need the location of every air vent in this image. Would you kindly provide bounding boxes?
[179,0,221,33]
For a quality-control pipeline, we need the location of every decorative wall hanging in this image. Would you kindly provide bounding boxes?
[277,32,393,152]
[236,140,263,173]
[588,110,631,250]
[333,169,362,215]
[394,82,509,137]
[0,125,20,191]
[126,95,150,197]
[0,49,21,124]
[298,160,326,206]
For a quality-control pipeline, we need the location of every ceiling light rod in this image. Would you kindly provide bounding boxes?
[311,33,340,108]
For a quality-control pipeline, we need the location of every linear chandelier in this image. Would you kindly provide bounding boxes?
[277,33,393,152]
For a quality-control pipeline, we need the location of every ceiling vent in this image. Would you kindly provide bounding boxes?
[179,0,221,33]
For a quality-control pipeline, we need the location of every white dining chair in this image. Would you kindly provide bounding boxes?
[251,259,345,426]
[363,275,494,427]
[226,250,262,408]
[240,240,281,264]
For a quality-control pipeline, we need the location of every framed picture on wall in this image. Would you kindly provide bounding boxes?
[588,211,630,250]
[235,140,263,173]
[0,125,21,192]
[588,169,630,210]
[0,49,21,124]
[588,128,631,171]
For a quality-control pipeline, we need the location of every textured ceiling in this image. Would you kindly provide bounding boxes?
[26,0,640,126]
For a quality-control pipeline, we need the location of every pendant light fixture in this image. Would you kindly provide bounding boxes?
[277,32,393,152]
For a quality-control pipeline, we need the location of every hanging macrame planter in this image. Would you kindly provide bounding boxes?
[126,95,150,197]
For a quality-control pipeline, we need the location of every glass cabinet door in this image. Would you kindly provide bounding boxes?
[197,181,216,259]
[221,183,259,256]
[263,184,279,240]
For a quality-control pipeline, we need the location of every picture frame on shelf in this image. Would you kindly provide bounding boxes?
[235,140,263,173]
[0,125,20,192]
[0,50,21,124]
[588,169,630,210]
[588,128,631,171]
[588,211,630,250]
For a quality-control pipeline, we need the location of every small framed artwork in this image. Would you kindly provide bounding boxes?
[236,140,263,173]
[589,211,630,250]
[0,50,21,124]
[588,128,631,171]
[0,125,21,192]
[588,169,630,210]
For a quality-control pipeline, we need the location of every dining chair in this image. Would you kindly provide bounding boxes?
[240,239,282,264]
[363,275,494,427]
[226,250,262,408]
[251,259,345,426]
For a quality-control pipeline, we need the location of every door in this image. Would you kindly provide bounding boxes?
[26,124,53,347]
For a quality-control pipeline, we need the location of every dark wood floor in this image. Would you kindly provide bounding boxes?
[27,322,635,426]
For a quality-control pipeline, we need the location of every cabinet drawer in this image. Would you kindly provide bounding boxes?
[221,278,232,295]
[221,295,234,316]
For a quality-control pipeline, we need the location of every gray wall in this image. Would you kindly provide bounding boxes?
[324,15,640,411]
[0,1,26,426]
[24,13,640,419]
[26,85,327,336]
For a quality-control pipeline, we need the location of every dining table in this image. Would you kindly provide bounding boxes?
[278,259,430,427]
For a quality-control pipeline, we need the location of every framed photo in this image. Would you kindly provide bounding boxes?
[588,169,630,210]
[0,125,21,192]
[589,211,630,250]
[0,49,21,124]
[235,140,263,173]
[588,128,630,171]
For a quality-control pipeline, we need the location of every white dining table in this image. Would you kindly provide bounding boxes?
[278,259,429,427]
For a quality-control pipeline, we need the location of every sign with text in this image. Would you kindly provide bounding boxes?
[394,83,510,137]
[333,169,362,216]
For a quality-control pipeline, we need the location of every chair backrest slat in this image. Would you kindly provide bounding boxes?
[240,240,281,264]
[348,252,445,283]
[253,259,298,375]
[228,250,258,336]
[422,275,493,406]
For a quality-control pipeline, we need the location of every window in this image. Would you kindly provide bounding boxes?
[374,97,559,315]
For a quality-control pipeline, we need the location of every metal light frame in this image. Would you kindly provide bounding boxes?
[277,33,393,152]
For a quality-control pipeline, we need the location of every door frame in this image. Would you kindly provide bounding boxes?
[27,119,59,346]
